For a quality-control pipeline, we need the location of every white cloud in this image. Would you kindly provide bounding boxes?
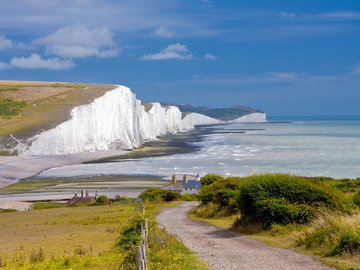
[141,43,193,61]
[0,35,13,50]
[153,27,176,38]
[9,53,74,70]
[36,25,118,58]
[204,53,217,60]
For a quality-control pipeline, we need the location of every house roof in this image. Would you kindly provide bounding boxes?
[184,180,202,189]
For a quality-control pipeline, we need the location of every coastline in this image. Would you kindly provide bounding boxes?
[0,150,127,188]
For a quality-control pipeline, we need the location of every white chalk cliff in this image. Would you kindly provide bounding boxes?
[230,112,266,123]
[23,86,219,155]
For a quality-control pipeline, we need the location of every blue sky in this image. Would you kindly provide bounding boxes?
[1,0,360,116]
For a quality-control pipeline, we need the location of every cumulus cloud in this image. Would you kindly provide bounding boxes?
[141,43,193,60]
[0,35,13,50]
[36,25,118,58]
[153,27,176,38]
[204,53,217,60]
[6,53,75,70]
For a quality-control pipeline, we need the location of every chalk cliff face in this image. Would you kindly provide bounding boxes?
[23,86,219,155]
[230,112,267,123]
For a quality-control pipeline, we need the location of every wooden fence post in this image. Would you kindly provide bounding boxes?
[136,246,143,270]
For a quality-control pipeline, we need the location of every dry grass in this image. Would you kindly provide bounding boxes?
[0,204,133,269]
[0,202,208,270]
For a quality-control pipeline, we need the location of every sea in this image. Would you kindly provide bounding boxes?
[39,116,360,180]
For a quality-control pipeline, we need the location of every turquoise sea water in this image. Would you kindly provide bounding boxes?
[41,117,360,179]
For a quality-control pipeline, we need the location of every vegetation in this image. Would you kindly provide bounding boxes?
[237,174,337,229]
[0,208,17,213]
[0,98,26,118]
[0,202,207,269]
[192,173,360,269]
[96,195,110,205]
[31,202,65,210]
[139,188,181,202]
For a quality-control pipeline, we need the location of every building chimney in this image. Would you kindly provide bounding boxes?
[85,191,89,198]
[172,174,177,183]
[81,190,84,198]
[95,191,98,199]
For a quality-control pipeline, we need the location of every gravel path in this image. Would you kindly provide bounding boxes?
[157,202,336,270]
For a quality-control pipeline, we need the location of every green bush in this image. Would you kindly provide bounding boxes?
[197,179,240,215]
[0,98,26,118]
[332,231,360,255]
[354,191,360,207]
[117,215,142,250]
[180,193,198,201]
[237,174,336,228]
[139,189,180,202]
[96,195,110,205]
[200,173,224,186]
[190,203,228,218]
[117,214,143,269]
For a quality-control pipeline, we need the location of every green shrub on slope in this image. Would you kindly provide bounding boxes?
[139,188,180,202]
[236,174,336,228]
[0,98,26,118]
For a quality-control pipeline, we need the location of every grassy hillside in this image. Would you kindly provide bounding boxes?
[0,202,207,270]
[0,81,115,151]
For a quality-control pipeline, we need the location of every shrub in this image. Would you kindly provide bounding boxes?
[354,191,360,207]
[117,215,142,250]
[96,195,110,205]
[332,231,360,255]
[139,189,180,202]
[190,203,228,218]
[113,195,128,201]
[200,173,224,186]
[0,98,26,118]
[180,193,198,201]
[117,215,143,269]
[297,212,360,256]
[237,174,336,228]
[197,179,241,215]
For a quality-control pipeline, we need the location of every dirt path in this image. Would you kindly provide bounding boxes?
[157,202,336,270]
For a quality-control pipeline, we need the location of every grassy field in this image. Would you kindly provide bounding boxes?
[0,81,115,144]
[0,202,207,270]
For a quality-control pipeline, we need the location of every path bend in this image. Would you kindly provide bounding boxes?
[157,201,335,270]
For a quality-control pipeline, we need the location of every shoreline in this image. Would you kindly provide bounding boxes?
[0,150,127,188]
